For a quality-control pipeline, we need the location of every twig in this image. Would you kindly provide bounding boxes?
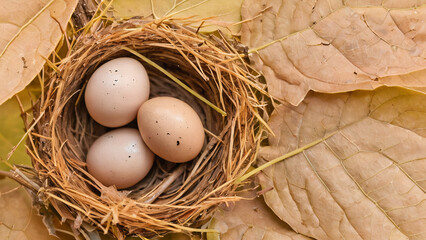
[143,165,185,204]
[0,170,38,191]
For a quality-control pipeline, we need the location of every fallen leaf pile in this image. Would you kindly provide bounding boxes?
[2,0,426,239]
[239,0,426,239]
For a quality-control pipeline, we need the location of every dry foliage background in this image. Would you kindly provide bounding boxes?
[0,0,425,240]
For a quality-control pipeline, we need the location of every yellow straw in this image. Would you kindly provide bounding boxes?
[122,46,227,117]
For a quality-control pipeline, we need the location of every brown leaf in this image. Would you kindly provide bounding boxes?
[257,87,426,239]
[0,81,40,170]
[0,0,78,106]
[241,0,426,105]
[153,232,199,240]
[112,0,243,34]
[0,178,75,240]
[208,190,313,240]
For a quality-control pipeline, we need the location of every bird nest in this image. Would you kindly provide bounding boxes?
[17,19,265,238]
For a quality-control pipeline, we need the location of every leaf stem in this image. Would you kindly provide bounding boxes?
[235,131,337,184]
[0,0,55,58]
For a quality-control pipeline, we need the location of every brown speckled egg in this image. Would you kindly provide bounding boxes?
[85,57,150,128]
[86,128,154,189]
[137,97,205,163]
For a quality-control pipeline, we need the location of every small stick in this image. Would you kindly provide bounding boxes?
[143,165,185,204]
[0,170,37,191]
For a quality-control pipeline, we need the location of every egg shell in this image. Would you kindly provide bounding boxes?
[86,128,154,189]
[137,97,205,163]
[85,57,150,128]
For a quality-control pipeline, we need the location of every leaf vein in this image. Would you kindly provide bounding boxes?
[0,0,55,58]
[322,140,405,236]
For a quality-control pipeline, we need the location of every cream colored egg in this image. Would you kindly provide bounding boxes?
[85,57,150,127]
[86,128,154,189]
[137,97,205,163]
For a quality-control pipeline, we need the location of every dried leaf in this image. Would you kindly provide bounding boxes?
[208,190,312,240]
[0,81,40,170]
[153,232,198,240]
[258,87,426,239]
[241,0,426,105]
[112,0,243,33]
[0,178,75,240]
[0,0,78,106]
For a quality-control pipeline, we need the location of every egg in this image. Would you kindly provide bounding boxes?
[137,97,205,163]
[86,128,154,189]
[85,57,150,128]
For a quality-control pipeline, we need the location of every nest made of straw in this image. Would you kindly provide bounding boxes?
[19,19,265,238]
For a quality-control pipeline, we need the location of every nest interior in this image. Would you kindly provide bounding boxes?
[25,19,262,237]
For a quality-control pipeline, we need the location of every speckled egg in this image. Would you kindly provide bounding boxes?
[86,128,154,189]
[137,97,205,163]
[85,57,150,128]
